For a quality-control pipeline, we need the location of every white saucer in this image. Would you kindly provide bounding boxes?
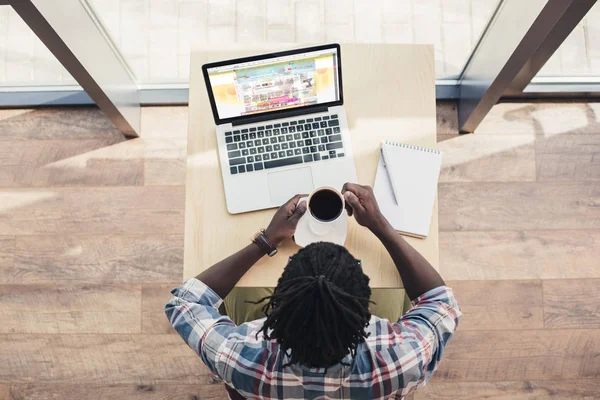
[294,211,348,247]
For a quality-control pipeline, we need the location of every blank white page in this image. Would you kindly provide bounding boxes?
[373,142,442,238]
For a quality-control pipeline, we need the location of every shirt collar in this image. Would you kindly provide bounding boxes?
[282,352,354,374]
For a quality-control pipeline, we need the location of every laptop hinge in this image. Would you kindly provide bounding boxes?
[232,106,329,126]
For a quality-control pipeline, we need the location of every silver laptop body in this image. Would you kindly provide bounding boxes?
[203,44,357,214]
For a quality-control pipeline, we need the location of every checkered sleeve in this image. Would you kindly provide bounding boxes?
[165,278,237,378]
[391,286,461,396]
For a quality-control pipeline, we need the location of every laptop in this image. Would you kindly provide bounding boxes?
[202,44,358,214]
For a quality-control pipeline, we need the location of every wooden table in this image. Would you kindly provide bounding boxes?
[184,44,438,288]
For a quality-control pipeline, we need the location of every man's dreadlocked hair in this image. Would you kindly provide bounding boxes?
[254,242,372,369]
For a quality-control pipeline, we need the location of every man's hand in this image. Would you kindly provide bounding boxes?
[264,194,308,247]
[342,183,390,234]
[195,194,306,299]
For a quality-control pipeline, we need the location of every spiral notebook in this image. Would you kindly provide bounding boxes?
[373,141,442,238]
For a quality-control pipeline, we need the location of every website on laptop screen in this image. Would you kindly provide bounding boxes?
[207,48,340,120]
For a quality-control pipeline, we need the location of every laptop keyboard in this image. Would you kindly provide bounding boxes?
[225,114,343,174]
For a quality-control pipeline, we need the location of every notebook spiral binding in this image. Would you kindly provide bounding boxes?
[384,140,441,154]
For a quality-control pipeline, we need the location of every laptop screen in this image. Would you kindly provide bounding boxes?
[205,46,341,123]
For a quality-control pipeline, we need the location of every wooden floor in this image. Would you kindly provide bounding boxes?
[0,103,599,399]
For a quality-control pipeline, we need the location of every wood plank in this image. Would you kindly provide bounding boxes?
[142,283,180,334]
[448,280,543,330]
[0,385,9,400]
[475,103,540,136]
[439,182,600,231]
[140,107,189,140]
[526,102,600,137]
[0,108,124,141]
[438,329,600,381]
[414,379,600,399]
[438,134,536,182]
[0,334,210,384]
[0,284,141,333]
[0,237,14,271]
[143,139,186,186]
[9,384,226,400]
[437,134,457,143]
[440,231,600,280]
[436,100,458,135]
[0,137,188,187]
[476,102,600,136]
[0,187,185,235]
[9,235,183,284]
[536,134,600,181]
[0,139,144,187]
[544,279,600,329]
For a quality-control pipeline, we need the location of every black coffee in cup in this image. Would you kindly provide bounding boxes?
[309,189,343,222]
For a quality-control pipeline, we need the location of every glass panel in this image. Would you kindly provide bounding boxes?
[84,0,501,83]
[0,0,502,87]
[0,6,77,86]
[536,2,600,77]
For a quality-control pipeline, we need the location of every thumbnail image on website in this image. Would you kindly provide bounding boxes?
[208,50,339,119]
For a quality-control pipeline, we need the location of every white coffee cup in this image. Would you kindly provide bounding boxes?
[298,186,345,236]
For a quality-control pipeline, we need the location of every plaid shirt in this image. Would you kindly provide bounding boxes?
[166,278,460,400]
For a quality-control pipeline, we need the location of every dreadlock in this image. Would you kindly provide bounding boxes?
[253,242,372,369]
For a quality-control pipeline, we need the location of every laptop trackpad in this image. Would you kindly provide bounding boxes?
[267,167,314,204]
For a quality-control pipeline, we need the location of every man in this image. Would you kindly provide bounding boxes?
[166,183,461,399]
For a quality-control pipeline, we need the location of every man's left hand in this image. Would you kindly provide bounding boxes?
[264,194,308,247]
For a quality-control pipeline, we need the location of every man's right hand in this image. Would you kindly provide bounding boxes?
[342,183,390,234]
